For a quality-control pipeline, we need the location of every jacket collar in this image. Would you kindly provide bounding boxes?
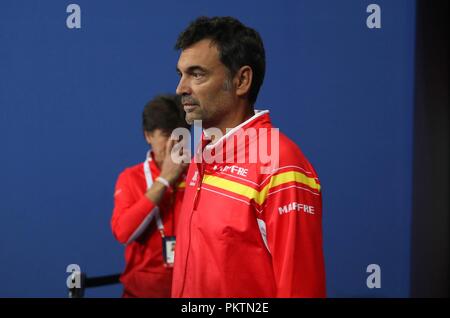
[203,109,270,151]
[193,110,272,168]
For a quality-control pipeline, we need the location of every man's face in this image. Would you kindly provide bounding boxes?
[176,39,236,128]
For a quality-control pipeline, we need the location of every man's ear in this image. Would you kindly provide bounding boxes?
[144,131,153,145]
[234,66,253,98]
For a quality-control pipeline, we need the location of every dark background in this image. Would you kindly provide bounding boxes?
[411,0,449,298]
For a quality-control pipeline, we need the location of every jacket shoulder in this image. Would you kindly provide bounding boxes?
[275,132,318,177]
[116,162,144,182]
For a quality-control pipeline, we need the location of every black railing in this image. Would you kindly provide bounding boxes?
[68,272,121,298]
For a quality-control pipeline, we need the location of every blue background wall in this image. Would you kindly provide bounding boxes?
[0,0,416,297]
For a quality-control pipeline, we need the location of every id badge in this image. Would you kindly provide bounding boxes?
[162,236,176,266]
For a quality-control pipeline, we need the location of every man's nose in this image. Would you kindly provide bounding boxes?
[176,76,192,96]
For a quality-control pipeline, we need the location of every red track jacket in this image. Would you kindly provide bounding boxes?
[172,110,326,298]
[111,153,185,297]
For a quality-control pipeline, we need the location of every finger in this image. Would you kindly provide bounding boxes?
[165,138,176,157]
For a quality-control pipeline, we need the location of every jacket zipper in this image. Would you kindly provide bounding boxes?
[192,163,204,210]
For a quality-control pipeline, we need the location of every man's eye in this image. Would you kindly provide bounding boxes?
[193,72,204,79]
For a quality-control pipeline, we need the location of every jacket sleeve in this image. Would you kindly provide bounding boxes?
[111,170,157,244]
[262,168,326,297]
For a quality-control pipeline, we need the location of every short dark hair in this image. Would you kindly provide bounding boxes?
[142,94,190,135]
[175,16,265,106]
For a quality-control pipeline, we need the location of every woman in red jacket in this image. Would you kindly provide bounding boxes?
[111,95,190,297]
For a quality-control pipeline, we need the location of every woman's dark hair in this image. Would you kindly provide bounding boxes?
[175,16,265,106]
[142,94,190,135]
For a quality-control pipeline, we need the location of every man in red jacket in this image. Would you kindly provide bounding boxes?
[111,95,190,297]
[172,16,326,298]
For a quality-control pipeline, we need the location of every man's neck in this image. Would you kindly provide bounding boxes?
[204,107,255,144]
[216,105,255,136]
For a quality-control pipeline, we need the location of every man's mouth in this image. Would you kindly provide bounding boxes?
[183,104,198,112]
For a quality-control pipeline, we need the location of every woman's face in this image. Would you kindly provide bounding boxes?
[144,129,169,168]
